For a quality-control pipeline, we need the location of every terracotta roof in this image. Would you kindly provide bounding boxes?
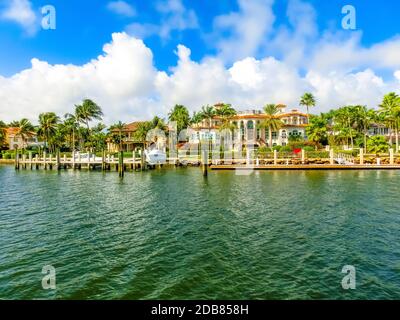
[5,127,36,136]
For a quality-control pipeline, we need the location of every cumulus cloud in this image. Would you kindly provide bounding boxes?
[107,1,136,17]
[1,31,397,125]
[0,33,162,124]
[212,0,275,64]
[126,0,198,40]
[0,0,39,36]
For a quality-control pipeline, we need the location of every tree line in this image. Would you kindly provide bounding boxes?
[0,92,399,154]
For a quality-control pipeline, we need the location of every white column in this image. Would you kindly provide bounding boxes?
[389,148,394,165]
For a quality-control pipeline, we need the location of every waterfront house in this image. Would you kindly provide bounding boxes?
[190,104,309,148]
[5,127,40,150]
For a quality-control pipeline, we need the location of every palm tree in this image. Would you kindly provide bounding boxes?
[333,106,357,149]
[379,92,400,152]
[0,120,7,149]
[133,121,153,146]
[37,112,60,152]
[300,93,316,116]
[355,106,376,152]
[75,99,103,131]
[201,105,216,129]
[63,113,79,151]
[215,104,237,130]
[258,104,283,148]
[306,115,328,147]
[16,118,34,152]
[109,121,126,152]
[168,105,190,133]
[190,111,205,125]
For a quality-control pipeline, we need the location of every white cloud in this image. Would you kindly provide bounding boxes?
[0,32,399,125]
[107,1,136,17]
[0,33,162,124]
[212,0,275,64]
[394,70,400,82]
[0,0,39,36]
[126,0,198,40]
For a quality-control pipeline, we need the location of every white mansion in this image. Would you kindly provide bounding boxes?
[189,104,309,147]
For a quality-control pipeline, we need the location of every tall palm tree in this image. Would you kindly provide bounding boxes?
[258,104,283,148]
[109,121,126,152]
[306,115,328,147]
[63,113,79,151]
[37,112,60,152]
[300,93,316,116]
[75,99,103,131]
[215,104,237,129]
[0,121,6,148]
[201,105,216,129]
[168,105,190,133]
[355,106,376,152]
[379,92,400,152]
[16,118,34,152]
[190,111,205,125]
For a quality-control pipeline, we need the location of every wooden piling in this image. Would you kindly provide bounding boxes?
[29,152,33,170]
[118,151,124,177]
[15,149,20,170]
[201,150,208,177]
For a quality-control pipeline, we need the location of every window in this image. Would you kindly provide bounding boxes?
[272,132,277,139]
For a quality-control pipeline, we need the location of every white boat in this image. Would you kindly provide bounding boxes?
[145,149,167,165]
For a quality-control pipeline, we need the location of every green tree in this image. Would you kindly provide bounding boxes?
[108,121,126,152]
[306,115,328,146]
[367,135,389,154]
[300,93,316,115]
[168,105,190,133]
[258,104,283,148]
[75,99,103,131]
[354,106,376,152]
[16,118,34,152]
[379,92,400,152]
[63,113,79,151]
[201,105,216,129]
[190,111,205,125]
[0,120,7,148]
[37,112,60,152]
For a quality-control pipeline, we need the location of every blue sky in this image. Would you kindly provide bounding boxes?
[1,0,400,123]
[0,0,399,76]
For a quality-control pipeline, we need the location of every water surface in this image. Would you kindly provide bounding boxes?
[0,165,399,299]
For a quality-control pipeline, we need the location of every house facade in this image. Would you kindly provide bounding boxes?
[190,104,309,148]
[5,127,40,150]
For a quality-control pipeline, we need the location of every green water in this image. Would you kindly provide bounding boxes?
[0,165,399,300]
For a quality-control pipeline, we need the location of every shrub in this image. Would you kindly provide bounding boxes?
[280,146,292,152]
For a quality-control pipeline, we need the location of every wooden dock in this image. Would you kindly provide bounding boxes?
[210,164,400,171]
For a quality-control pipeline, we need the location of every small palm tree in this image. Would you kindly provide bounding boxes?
[16,118,34,152]
[168,105,190,133]
[38,112,60,152]
[190,111,205,125]
[258,104,283,148]
[75,99,103,131]
[379,92,400,152]
[109,121,126,152]
[201,105,216,129]
[300,93,316,116]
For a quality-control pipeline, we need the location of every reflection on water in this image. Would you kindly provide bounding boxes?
[0,165,399,299]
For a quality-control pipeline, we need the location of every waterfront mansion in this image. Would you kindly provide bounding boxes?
[189,104,309,148]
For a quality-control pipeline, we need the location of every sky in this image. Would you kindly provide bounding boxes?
[0,0,400,124]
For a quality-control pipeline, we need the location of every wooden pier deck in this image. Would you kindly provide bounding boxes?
[210,164,400,171]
